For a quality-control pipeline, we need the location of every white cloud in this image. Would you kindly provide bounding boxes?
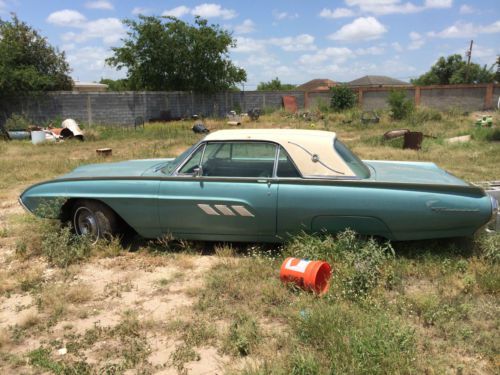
[47,9,87,27]
[233,37,266,53]
[392,42,403,52]
[61,43,76,51]
[233,34,315,56]
[355,46,385,55]
[466,45,496,64]
[132,7,151,16]
[235,19,255,34]
[50,11,125,45]
[239,54,280,67]
[77,18,124,44]
[319,8,355,19]
[273,11,299,20]
[459,4,474,14]
[343,0,452,15]
[428,20,500,38]
[66,46,125,81]
[162,5,190,18]
[345,0,420,15]
[328,17,387,41]
[85,1,114,10]
[191,3,237,20]
[268,34,316,51]
[424,0,452,8]
[298,47,354,65]
[407,31,425,50]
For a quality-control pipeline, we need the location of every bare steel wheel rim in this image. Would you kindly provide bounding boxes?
[74,207,99,241]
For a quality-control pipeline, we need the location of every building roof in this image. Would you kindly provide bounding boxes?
[204,129,354,177]
[297,79,336,92]
[346,75,410,87]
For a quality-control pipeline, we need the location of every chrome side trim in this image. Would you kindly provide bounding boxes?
[197,204,220,216]
[214,204,236,216]
[486,196,499,232]
[232,205,255,217]
[18,197,32,214]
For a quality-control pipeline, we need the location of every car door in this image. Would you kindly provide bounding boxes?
[158,141,278,239]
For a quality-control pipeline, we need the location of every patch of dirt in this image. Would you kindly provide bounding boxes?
[0,236,228,373]
[184,347,229,374]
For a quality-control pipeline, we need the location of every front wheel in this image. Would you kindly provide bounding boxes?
[72,200,118,242]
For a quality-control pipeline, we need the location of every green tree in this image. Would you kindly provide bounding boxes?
[0,14,72,96]
[412,54,495,85]
[330,85,357,112]
[106,16,246,92]
[99,78,130,91]
[257,77,296,91]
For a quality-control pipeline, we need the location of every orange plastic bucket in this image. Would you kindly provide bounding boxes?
[280,257,332,295]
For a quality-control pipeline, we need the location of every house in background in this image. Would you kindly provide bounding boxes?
[297,79,337,92]
[346,75,410,88]
[72,81,109,92]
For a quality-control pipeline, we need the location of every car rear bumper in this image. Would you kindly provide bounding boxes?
[486,195,499,232]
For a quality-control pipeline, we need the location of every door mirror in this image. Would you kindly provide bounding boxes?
[192,166,203,177]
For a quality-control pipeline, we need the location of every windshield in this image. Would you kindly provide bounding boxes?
[161,142,200,175]
[334,140,370,178]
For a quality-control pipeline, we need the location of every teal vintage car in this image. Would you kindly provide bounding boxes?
[19,129,498,242]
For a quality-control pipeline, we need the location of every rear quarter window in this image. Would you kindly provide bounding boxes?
[334,140,370,178]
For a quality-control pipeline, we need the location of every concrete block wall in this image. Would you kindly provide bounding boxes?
[2,84,498,126]
[362,89,415,111]
[420,86,485,111]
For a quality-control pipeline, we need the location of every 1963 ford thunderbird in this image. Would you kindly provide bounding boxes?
[19,129,498,242]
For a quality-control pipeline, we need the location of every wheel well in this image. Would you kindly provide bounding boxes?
[60,198,135,233]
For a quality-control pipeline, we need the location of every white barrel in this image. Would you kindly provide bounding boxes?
[31,131,46,145]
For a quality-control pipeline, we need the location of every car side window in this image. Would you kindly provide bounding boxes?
[276,147,301,178]
[178,145,204,174]
[201,142,277,177]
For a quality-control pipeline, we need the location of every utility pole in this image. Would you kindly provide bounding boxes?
[466,40,473,65]
[464,40,473,82]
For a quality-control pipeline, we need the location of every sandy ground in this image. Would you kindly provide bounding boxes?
[0,195,232,374]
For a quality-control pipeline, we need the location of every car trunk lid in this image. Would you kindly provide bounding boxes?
[364,160,469,186]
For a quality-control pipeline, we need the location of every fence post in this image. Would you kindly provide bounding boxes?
[86,95,92,127]
[414,86,421,107]
[357,89,363,108]
[484,83,494,110]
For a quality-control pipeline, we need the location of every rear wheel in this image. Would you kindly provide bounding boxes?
[72,200,118,242]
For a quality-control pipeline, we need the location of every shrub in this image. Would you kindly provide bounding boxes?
[387,90,414,120]
[41,225,93,268]
[410,107,442,124]
[330,85,357,112]
[5,113,31,130]
[485,128,500,141]
[475,233,500,264]
[285,230,394,299]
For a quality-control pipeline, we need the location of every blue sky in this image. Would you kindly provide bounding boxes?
[1,0,498,88]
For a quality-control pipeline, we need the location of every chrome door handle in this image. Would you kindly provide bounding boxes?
[257,179,272,187]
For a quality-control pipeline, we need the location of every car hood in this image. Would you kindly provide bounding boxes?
[364,160,469,186]
[59,158,174,179]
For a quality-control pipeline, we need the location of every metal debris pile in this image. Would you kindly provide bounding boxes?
[4,118,85,144]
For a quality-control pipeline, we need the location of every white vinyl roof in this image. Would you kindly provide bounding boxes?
[204,129,355,177]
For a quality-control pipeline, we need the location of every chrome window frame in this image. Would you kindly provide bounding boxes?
[173,140,280,179]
